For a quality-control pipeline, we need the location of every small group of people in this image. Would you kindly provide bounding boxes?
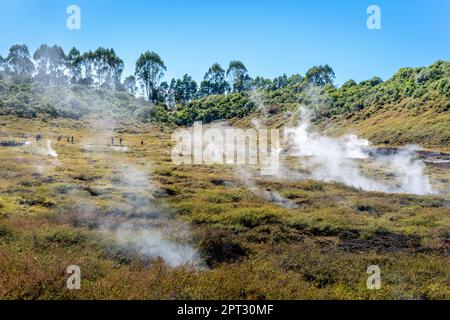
[111,136,145,147]
[56,135,74,144]
[36,133,146,148]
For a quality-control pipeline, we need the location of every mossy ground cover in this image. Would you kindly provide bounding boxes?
[0,116,449,299]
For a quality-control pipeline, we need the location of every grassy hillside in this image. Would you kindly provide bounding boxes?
[325,60,450,149]
[0,61,449,300]
[173,60,450,148]
[1,61,449,148]
[0,117,449,299]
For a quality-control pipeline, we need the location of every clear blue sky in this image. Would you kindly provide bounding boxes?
[1,0,449,85]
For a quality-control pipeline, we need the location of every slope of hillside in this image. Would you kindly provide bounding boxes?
[1,117,449,299]
[327,100,450,151]
[1,61,449,149]
[325,61,450,149]
[233,60,450,150]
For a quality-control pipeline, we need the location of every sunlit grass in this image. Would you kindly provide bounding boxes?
[0,116,449,299]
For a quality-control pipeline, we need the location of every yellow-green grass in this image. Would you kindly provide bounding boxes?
[331,100,450,152]
[0,116,449,299]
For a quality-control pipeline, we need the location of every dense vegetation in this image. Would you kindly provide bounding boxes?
[0,78,152,119]
[0,43,449,147]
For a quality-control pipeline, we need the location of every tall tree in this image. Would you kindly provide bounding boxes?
[271,74,289,90]
[157,81,170,104]
[288,74,303,85]
[91,48,124,89]
[71,48,124,89]
[135,51,167,102]
[104,48,125,89]
[199,63,229,96]
[170,74,198,103]
[123,75,137,95]
[66,47,81,84]
[305,65,335,86]
[5,44,35,77]
[252,76,272,90]
[226,60,251,92]
[72,50,94,87]
[33,44,67,86]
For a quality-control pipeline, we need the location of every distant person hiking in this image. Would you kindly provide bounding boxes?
[119,137,123,146]
[111,137,115,145]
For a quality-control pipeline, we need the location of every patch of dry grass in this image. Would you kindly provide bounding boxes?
[0,116,449,299]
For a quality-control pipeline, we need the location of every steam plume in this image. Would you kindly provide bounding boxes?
[285,109,434,195]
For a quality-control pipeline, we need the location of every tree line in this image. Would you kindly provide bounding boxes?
[0,44,336,105]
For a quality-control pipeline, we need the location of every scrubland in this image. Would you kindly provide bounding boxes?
[1,117,449,299]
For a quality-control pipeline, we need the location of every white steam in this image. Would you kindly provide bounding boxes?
[33,139,58,158]
[112,223,200,267]
[236,167,297,209]
[285,109,434,195]
[45,140,58,158]
[77,114,201,267]
[103,163,200,267]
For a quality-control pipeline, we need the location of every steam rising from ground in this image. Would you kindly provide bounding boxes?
[102,163,200,267]
[25,139,59,173]
[195,108,434,211]
[112,223,200,267]
[196,122,296,208]
[246,86,435,196]
[44,140,58,158]
[78,116,200,267]
[31,139,58,158]
[285,109,434,195]
[236,167,297,208]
